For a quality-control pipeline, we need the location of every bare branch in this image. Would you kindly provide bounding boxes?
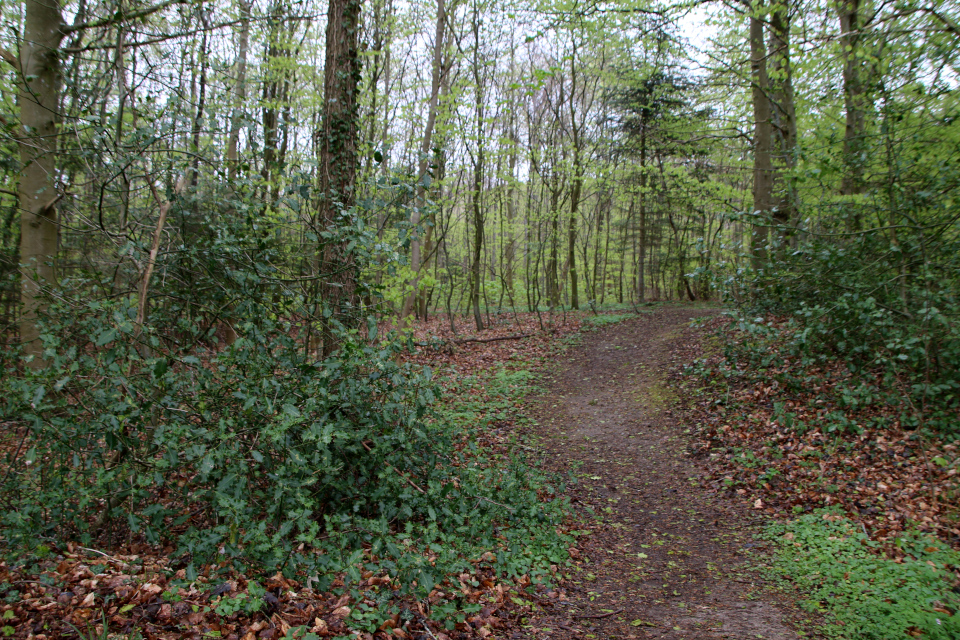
[137,176,186,332]
[0,48,19,73]
[61,0,187,35]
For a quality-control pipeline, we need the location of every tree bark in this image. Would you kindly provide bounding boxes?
[750,0,774,268]
[227,0,251,181]
[504,45,518,301]
[18,0,64,364]
[113,25,133,238]
[837,0,867,229]
[468,3,484,331]
[637,124,648,301]
[318,0,362,356]
[546,186,560,308]
[470,172,484,331]
[191,8,208,183]
[568,174,580,310]
[567,38,581,310]
[261,3,284,198]
[768,0,797,246]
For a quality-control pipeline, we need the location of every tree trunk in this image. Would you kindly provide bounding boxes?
[750,0,774,268]
[600,189,612,305]
[261,11,281,196]
[567,39,581,310]
[18,0,64,363]
[468,3,484,331]
[419,146,446,319]
[637,124,648,301]
[546,186,560,308]
[591,191,603,304]
[568,167,580,310]
[190,9,208,193]
[114,26,132,238]
[318,0,362,356]
[837,0,867,229]
[768,0,797,246]
[504,50,518,300]
[471,169,484,331]
[227,0,251,181]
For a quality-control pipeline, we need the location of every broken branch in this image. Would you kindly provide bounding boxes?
[572,608,623,620]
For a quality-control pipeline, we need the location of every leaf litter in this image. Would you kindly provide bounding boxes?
[682,315,960,550]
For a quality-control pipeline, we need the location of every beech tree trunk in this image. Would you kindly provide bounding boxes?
[468,3,484,331]
[18,0,64,363]
[637,124,647,301]
[470,167,484,331]
[504,46,518,300]
[567,39,581,310]
[227,0,251,181]
[401,0,446,321]
[546,187,561,308]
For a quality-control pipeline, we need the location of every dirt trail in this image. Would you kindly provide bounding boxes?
[525,307,800,640]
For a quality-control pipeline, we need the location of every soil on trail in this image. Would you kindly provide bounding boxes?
[525,307,801,640]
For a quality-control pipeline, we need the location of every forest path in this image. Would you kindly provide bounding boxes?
[524,307,801,640]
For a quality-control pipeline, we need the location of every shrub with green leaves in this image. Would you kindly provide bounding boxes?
[705,120,960,437]
[766,511,960,639]
[1,292,443,572]
[0,212,572,591]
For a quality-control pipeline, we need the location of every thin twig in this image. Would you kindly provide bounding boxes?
[472,495,515,512]
[415,613,439,640]
[455,333,533,345]
[361,441,426,494]
[572,608,623,620]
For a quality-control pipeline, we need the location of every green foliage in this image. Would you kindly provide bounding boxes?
[766,511,960,639]
[583,312,644,328]
[1,291,440,575]
[0,210,571,592]
[214,581,265,616]
[722,80,960,436]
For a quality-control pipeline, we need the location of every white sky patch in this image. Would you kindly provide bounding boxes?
[676,3,719,75]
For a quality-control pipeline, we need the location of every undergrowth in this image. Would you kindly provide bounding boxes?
[0,213,574,637]
[1,338,572,636]
[686,314,960,638]
[582,309,651,330]
[766,510,960,640]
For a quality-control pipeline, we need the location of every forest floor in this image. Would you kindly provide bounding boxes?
[11,305,955,639]
[518,307,805,640]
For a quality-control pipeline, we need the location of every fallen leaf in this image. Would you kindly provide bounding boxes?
[631,619,656,627]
